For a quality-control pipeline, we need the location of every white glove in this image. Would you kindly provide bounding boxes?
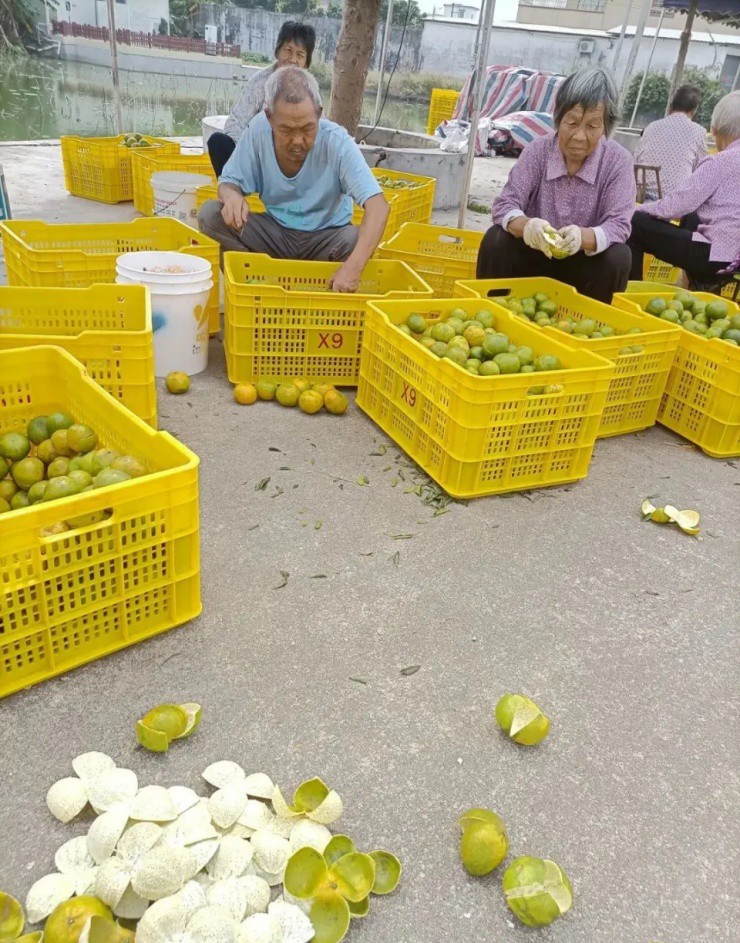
[557,225,582,257]
[522,218,553,258]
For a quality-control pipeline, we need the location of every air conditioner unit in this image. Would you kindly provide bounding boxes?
[579,39,595,55]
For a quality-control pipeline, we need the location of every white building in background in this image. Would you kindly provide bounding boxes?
[441,2,481,19]
[54,0,169,33]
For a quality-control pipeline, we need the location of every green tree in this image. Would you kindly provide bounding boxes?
[624,68,725,131]
[0,0,57,48]
[379,0,424,25]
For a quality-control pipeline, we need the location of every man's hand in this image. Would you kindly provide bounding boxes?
[221,191,249,231]
[329,261,362,293]
[522,217,554,258]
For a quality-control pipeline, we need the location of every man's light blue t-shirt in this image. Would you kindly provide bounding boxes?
[219,112,382,232]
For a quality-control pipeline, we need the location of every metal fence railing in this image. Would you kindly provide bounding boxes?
[51,21,241,58]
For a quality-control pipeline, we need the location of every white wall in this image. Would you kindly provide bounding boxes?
[61,0,169,33]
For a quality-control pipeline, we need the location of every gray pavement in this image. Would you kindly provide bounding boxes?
[0,144,737,943]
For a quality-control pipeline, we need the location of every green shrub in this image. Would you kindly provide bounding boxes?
[624,68,725,131]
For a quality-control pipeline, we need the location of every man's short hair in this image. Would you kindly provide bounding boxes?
[264,66,323,113]
[671,85,702,115]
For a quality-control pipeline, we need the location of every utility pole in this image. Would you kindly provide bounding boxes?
[374,0,395,125]
[666,0,698,113]
[612,0,635,74]
[457,0,496,229]
[619,0,652,104]
[106,0,124,134]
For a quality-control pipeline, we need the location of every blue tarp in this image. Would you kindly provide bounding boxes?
[663,0,740,26]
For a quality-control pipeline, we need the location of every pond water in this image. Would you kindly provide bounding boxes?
[0,55,428,141]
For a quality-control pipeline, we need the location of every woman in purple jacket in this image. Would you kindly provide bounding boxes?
[477,68,635,303]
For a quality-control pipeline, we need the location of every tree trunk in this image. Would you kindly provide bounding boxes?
[666,0,697,114]
[329,0,382,136]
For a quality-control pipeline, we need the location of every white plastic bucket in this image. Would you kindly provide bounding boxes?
[116,251,213,377]
[151,171,211,227]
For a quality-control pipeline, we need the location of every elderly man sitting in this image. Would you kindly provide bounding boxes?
[198,66,389,293]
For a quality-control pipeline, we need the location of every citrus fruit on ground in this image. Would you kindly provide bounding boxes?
[0,479,17,501]
[44,896,113,943]
[0,432,30,463]
[67,424,97,454]
[299,390,324,414]
[0,498,9,514]
[51,430,73,457]
[312,383,334,396]
[256,380,278,401]
[111,456,146,478]
[502,857,573,928]
[495,693,550,745]
[37,440,57,465]
[46,412,74,434]
[48,457,71,479]
[11,457,45,490]
[324,390,348,415]
[276,384,300,407]
[10,492,30,510]
[28,481,48,503]
[292,378,311,394]
[165,372,190,394]
[406,313,426,335]
[234,383,258,405]
[460,814,508,876]
[94,469,131,489]
[27,416,49,445]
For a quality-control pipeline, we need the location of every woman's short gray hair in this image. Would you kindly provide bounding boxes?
[711,90,740,140]
[554,68,620,136]
[264,65,322,113]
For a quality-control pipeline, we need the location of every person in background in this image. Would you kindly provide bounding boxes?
[477,68,634,304]
[198,68,389,293]
[628,90,740,290]
[207,21,316,176]
[634,85,707,200]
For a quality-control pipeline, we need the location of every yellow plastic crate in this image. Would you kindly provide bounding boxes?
[643,254,682,285]
[0,346,201,698]
[456,277,681,438]
[357,298,614,498]
[378,223,483,296]
[131,150,216,216]
[0,284,157,428]
[61,135,179,204]
[426,88,460,135]
[352,169,436,235]
[0,218,221,336]
[195,184,266,214]
[615,290,740,457]
[224,253,432,386]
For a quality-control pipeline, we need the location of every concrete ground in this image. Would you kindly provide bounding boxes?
[0,143,737,943]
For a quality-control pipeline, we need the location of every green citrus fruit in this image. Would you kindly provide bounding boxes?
[495,693,550,745]
[502,857,573,928]
[44,476,79,501]
[67,424,98,454]
[706,300,729,321]
[69,453,96,475]
[165,372,190,394]
[51,430,73,457]
[36,440,57,464]
[430,342,449,358]
[406,313,426,335]
[534,354,561,372]
[460,815,509,876]
[44,896,113,943]
[47,457,71,479]
[276,384,300,407]
[479,361,500,377]
[463,324,486,348]
[111,456,146,478]
[475,310,494,328]
[292,378,311,394]
[10,491,30,510]
[46,412,74,434]
[91,450,120,476]
[94,469,131,489]
[0,432,30,463]
[419,336,436,349]
[431,322,455,343]
[517,346,534,366]
[27,416,50,445]
[483,334,509,357]
[469,346,484,361]
[324,390,348,415]
[0,478,17,501]
[0,497,10,514]
[11,457,45,490]
[448,336,470,353]
[298,390,324,415]
[444,348,468,367]
[28,481,49,504]
[256,380,278,401]
[645,298,667,316]
[446,317,465,336]
[493,352,521,374]
[69,470,93,491]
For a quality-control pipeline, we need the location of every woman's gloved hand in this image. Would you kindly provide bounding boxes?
[557,225,583,256]
[522,218,554,258]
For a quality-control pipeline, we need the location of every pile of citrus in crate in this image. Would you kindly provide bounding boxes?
[0,413,145,519]
[375,175,423,190]
[640,291,739,343]
[497,292,643,339]
[119,133,156,149]
[401,306,563,378]
[234,379,349,416]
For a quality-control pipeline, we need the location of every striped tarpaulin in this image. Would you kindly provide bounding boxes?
[488,112,555,154]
